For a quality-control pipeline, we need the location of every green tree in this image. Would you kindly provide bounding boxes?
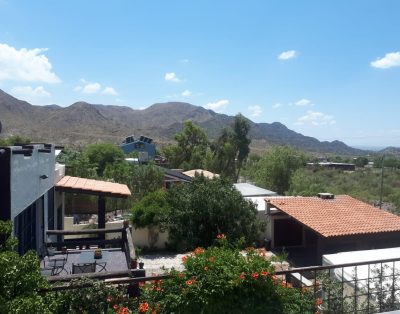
[288,168,327,196]
[163,121,209,169]
[164,176,263,251]
[131,190,170,228]
[0,221,53,313]
[209,114,251,181]
[210,128,237,179]
[130,163,164,200]
[354,156,369,168]
[83,143,125,176]
[250,146,306,195]
[233,113,251,181]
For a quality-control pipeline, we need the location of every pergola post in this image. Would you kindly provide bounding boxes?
[98,195,106,244]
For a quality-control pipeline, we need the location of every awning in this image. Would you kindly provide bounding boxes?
[55,176,131,198]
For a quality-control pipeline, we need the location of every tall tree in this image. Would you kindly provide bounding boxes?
[251,146,305,194]
[233,113,251,181]
[83,143,125,176]
[163,121,209,169]
[210,114,251,181]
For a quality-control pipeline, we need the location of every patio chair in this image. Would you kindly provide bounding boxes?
[96,261,107,272]
[71,262,97,274]
[39,245,68,275]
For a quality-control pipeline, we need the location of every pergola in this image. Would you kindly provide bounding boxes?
[55,176,131,240]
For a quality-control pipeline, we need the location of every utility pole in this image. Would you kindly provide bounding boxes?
[379,155,385,209]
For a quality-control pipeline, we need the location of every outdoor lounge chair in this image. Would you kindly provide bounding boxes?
[71,262,97,274]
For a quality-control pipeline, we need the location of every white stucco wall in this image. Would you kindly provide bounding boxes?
[63,217,168,249]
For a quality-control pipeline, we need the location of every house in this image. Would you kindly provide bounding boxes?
[0,144,65,254]
[120,135,156,161]
[0,143,131,255]
[307,162,356,171]
[159,167,193,188]
[234,183,277,243]
[265,193,400,266]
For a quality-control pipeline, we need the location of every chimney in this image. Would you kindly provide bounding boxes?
[317,193,335,200]
[265,199,271,215]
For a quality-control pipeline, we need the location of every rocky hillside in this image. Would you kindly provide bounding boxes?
[0,89,366,154]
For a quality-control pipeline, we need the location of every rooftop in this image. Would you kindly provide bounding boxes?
[183,169,219,179]
[56,176,131,198]
[234,183,277,197]
[266,195,400,237]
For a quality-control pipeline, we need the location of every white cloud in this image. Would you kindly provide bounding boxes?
[295,110,336,126]
[295,98,314,106]
[82,82,101,94]
[181,89,191,97]
[204,99,229,113]
[272,103,283,109]
[102,86,118,95]
[278,50,297,60]
[371,51,400,69]
[248,105,262,117]
[11,85,51,105]
[0,43,60,83]
[164,72,181,82]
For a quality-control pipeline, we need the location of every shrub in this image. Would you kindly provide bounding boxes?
[131,190,170,229]
[165,176,263,251]
[138,237,315,313]
[0,221,52,313]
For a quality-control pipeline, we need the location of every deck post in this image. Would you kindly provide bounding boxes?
[98,196,106,245]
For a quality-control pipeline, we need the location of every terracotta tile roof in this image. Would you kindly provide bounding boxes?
[56,176,131,198]
[266,195,400,237]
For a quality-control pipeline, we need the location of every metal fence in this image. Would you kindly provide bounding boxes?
[275,257,400,313]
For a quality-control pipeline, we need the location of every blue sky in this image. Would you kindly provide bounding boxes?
[0,1,399,147]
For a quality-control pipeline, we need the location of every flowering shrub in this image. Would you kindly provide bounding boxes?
[136,237,315,313]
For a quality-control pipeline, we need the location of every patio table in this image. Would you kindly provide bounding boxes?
[79,250,110,272]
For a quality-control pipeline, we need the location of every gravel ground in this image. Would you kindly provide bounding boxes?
[140,252,187,275]
[139,249,279,275]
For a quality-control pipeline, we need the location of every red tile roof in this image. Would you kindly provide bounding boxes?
[56,176,131,198]
[266,195,400,237]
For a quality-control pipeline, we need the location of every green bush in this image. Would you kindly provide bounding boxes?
[138,237,315,313]
[164,176,263,251]
[131,190,170,228]
[0,221,52,314]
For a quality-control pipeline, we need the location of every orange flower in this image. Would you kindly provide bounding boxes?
[239,273,246,279]
[261,271,269,277]
[204,266,209,271]
[138,302,149,313]
[139,281,146,287]
[117,307,129,314]
[186,279,194,285]
[216,233,226,239]
[194,247,205,255]
[106,296,113,303]
[316,298,323,306]
[182,256,187,263]
[252,272,259,279]
[177,272,184,278]
[113,304,119,310]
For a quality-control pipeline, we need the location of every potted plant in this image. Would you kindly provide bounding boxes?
[135,247,144,269]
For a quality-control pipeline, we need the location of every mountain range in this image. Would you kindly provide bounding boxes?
[0,89,368,155]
